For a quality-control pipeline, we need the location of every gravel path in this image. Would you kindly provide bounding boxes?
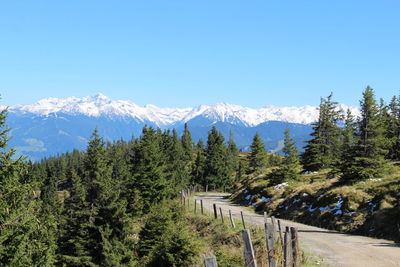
[194,193,400,267]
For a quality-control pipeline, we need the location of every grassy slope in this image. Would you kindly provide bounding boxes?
[231,163,400,242]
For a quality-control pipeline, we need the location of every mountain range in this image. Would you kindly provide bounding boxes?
[2,93,358,160]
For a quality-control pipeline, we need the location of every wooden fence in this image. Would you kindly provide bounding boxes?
[181,189,300,267]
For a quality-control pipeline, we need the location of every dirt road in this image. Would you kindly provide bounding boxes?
[194,193,400,267]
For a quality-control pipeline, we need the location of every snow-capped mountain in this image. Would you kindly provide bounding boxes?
[6,93,358,127]
[3,93,358,160]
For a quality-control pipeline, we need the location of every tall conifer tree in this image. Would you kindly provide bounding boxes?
[301,93,342,172]
[249,132,266,172]
[204,127,229,189]
[340,87,388,181]
[0,107,54,265]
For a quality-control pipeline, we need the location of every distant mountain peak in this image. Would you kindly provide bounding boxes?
[7,93,360,126]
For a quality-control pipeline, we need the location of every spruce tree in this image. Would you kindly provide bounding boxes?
[337,109,357,180]
[131,127,169,211]
[0,107,54,265]
[249,132,267,172]
[269,129,300,184]
[181,123,194,163]
[225,131,239,188]
[204,127,229,189]
[138,201,201,266]
[163,129,190,192]
[340,87,388,182]
[191,139,206,186]
[60,129,135,266]
[301,93,343,172]
[282,128,299,167]
[387,95,400,160]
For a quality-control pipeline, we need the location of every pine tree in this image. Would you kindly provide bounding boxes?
[340,86,388,182]
[301,93,343,172]
[131,127,169,211]
[387,95,400,160]
[59,129,135,266]
[249,132,267,172]
[191,139,206,186]
[283,128,299,167]
[269,129,300,184]
[225,131,239,188]
[138,201,201,266]
[0,107,54,265]
[337,109,357,180]
[226,131,239,170]
[204,127,229,189]
[181,123,194,163]
[163,129,190,192]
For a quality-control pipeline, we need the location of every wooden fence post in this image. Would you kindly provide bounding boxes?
[229,210,236,228]
[265,223,276,267]
[242,229,258,267]
[206,184,208,192]
[264,211,267,225]
[290,227,300,267]
[219,207,224,224]
[201,199,204,215]
[204,257,218,267]
[213,203,218,219]
[284,227,292,267]
[271,216,277,242]
[277,219,283,244]
[194,199,197,214]
[240,211,246,229]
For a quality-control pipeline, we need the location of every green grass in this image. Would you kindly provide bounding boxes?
[184,194,322,266]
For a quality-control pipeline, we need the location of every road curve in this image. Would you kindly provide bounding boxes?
[194,193,400,267]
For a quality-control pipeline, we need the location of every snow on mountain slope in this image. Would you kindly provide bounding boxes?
[6,93,359,126]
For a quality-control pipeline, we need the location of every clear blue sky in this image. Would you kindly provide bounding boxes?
[0,1,399,107]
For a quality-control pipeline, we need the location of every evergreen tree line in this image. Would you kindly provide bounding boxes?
[243,86,400,185]
[301,86,400,182]
[0,116,247,266]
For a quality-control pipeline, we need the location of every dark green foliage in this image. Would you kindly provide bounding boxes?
[0,107,56,266]
[301,93,343,172]
[340,87,388,182]
[336,109,357,179]
[59,129,135,266]
[138,201,201,266]
[181,123,194,163]
[226,131,239,172]
[192,139,206,186]
[163,129,190,193]
[131,127,170,212]
[0,97,242,266]
[268,129,300,184]
[225,131,240,188]
[249,132,267,172]
[386,95,400,160]
[204,127,230,189]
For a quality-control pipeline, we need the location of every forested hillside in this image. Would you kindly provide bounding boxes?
[1,86,400,266]
[1,104,263,266]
